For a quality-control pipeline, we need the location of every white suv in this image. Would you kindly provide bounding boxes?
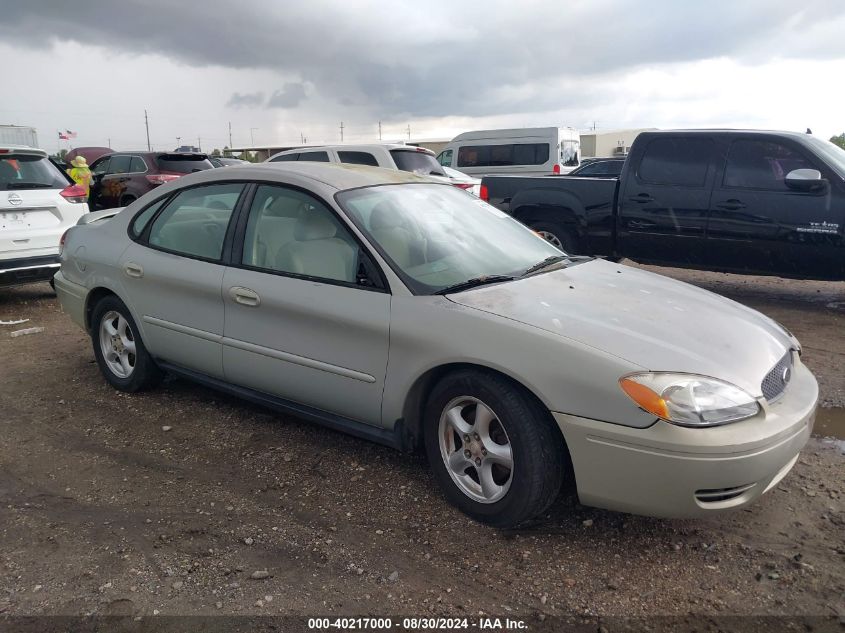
[266,144,481,195]
[1,146,89,288]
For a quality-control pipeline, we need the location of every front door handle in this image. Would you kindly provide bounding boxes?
[124,262,144,278]
[628,193,654,203]
[229,286,261,307]
[716,199,747,211]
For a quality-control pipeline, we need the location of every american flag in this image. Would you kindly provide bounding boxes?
[66,130,78,139]
[58,131,69,140]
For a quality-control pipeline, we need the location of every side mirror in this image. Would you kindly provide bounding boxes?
[785,168,826,192]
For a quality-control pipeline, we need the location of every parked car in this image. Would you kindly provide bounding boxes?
[54,162,816,528]
[1,145,88,287]
[266,143,480,195]
[436,127,581,176]
[567,157,625,178]
[442,166,481,196]
[481,129,845,280]
[210,156,249,168]
[88,151,214,210]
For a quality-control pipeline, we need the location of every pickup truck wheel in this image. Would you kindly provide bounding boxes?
[423,369,565,528]
[530,221,577,254]
[91,295,163,392]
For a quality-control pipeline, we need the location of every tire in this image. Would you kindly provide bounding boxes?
[423,369,566,528]
[529,220,578,253]
[91,295,163,392]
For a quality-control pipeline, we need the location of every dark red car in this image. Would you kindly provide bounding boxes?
[88,151,214,210]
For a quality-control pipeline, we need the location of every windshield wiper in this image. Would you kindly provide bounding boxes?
[434,275,515,295]
[522,255,571,276]
[6,182,54,190]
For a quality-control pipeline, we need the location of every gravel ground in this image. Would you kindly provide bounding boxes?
[0,266,843,620]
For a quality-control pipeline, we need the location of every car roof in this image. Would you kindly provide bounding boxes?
[177,161,433,191]
[646,129,810,139]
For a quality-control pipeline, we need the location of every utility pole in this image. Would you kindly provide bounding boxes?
[250,128,258,146]
[144,109,151,151]
[406,124,411,141]
[197,136,201,151]
[176,136,181,148]
[378,121,382,140]
[107,137,111,148]
[228,121,232,148]
[340,121,344,142]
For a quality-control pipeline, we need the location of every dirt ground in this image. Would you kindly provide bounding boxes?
[0,265,843,621]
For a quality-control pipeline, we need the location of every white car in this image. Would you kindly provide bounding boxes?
[266,143,480,195]
[1,146,89,287]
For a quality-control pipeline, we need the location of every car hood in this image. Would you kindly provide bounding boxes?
[447,259,792,397]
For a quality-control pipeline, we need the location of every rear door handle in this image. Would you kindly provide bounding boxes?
[124,262,144,278]
[628,193,654,203]
[716,199,747,211]
[229,286,261,307]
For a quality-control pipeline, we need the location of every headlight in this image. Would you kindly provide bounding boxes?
[619,373,760,427]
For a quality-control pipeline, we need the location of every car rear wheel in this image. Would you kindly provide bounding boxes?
[423,369,566,528]
[529,220,577,253]
[91,295,162,392]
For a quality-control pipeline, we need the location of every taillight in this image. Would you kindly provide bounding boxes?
[60,184,87,203]
[452,183,474,190]
[553,164,561,175]
[59,229,70,256]
[479,184,489,201]
[145,173,181,186]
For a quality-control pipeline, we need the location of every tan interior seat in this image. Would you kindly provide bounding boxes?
[275,212,356,282]
[369,201,416,268]
[244,197,305,268]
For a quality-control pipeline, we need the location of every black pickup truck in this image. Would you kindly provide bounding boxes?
[481,130,845,280]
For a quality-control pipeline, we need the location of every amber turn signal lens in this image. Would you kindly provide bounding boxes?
[619,377,670,419]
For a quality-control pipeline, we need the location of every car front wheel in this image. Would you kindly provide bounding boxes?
[91,295,162,392]
[424,370,566,528]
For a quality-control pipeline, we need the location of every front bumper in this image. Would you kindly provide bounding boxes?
[554,356,817,518]
[0,255,60,287]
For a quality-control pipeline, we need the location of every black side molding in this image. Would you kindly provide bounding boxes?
[157,361,405,451]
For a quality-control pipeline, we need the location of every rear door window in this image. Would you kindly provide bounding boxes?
[390,150,445,176]
[637,138,713,187]
[92,157,110,175]
[338,151,379,166]
[723,140,815,190]
[0,154,68,190]
[270,153,299,162]
[147,183,244,260]
[107,155,132,174]
[129,156,147,173]
[155,154,214,173]
[298,151,330,162]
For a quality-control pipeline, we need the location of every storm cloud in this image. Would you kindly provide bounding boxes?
[226,91,265,108]
[3,0,845,120]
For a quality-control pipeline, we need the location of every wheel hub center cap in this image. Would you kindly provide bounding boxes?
[468,440,483,459]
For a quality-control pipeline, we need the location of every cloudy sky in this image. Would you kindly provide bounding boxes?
[3,1,845,152]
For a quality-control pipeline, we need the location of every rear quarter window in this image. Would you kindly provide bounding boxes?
[637,138,713,187]
[338,151,379,166]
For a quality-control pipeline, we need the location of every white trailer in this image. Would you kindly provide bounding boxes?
[0,125,39,148]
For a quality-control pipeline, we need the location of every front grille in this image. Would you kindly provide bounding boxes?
[761,351,793,402]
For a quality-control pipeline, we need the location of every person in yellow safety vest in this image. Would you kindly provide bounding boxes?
[67,156,93,197]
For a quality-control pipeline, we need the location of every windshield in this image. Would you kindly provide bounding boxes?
[390,150,446,177]
[337,183,565,294]
[804,136,845,179]
[0,154,69,190]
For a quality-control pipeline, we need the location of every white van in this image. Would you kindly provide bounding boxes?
[436,127,581,177]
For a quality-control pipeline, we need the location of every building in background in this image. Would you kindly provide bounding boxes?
[0,125,39,148]
[579,128,656,158]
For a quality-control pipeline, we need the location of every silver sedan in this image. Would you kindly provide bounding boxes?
[54,163,818,528]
